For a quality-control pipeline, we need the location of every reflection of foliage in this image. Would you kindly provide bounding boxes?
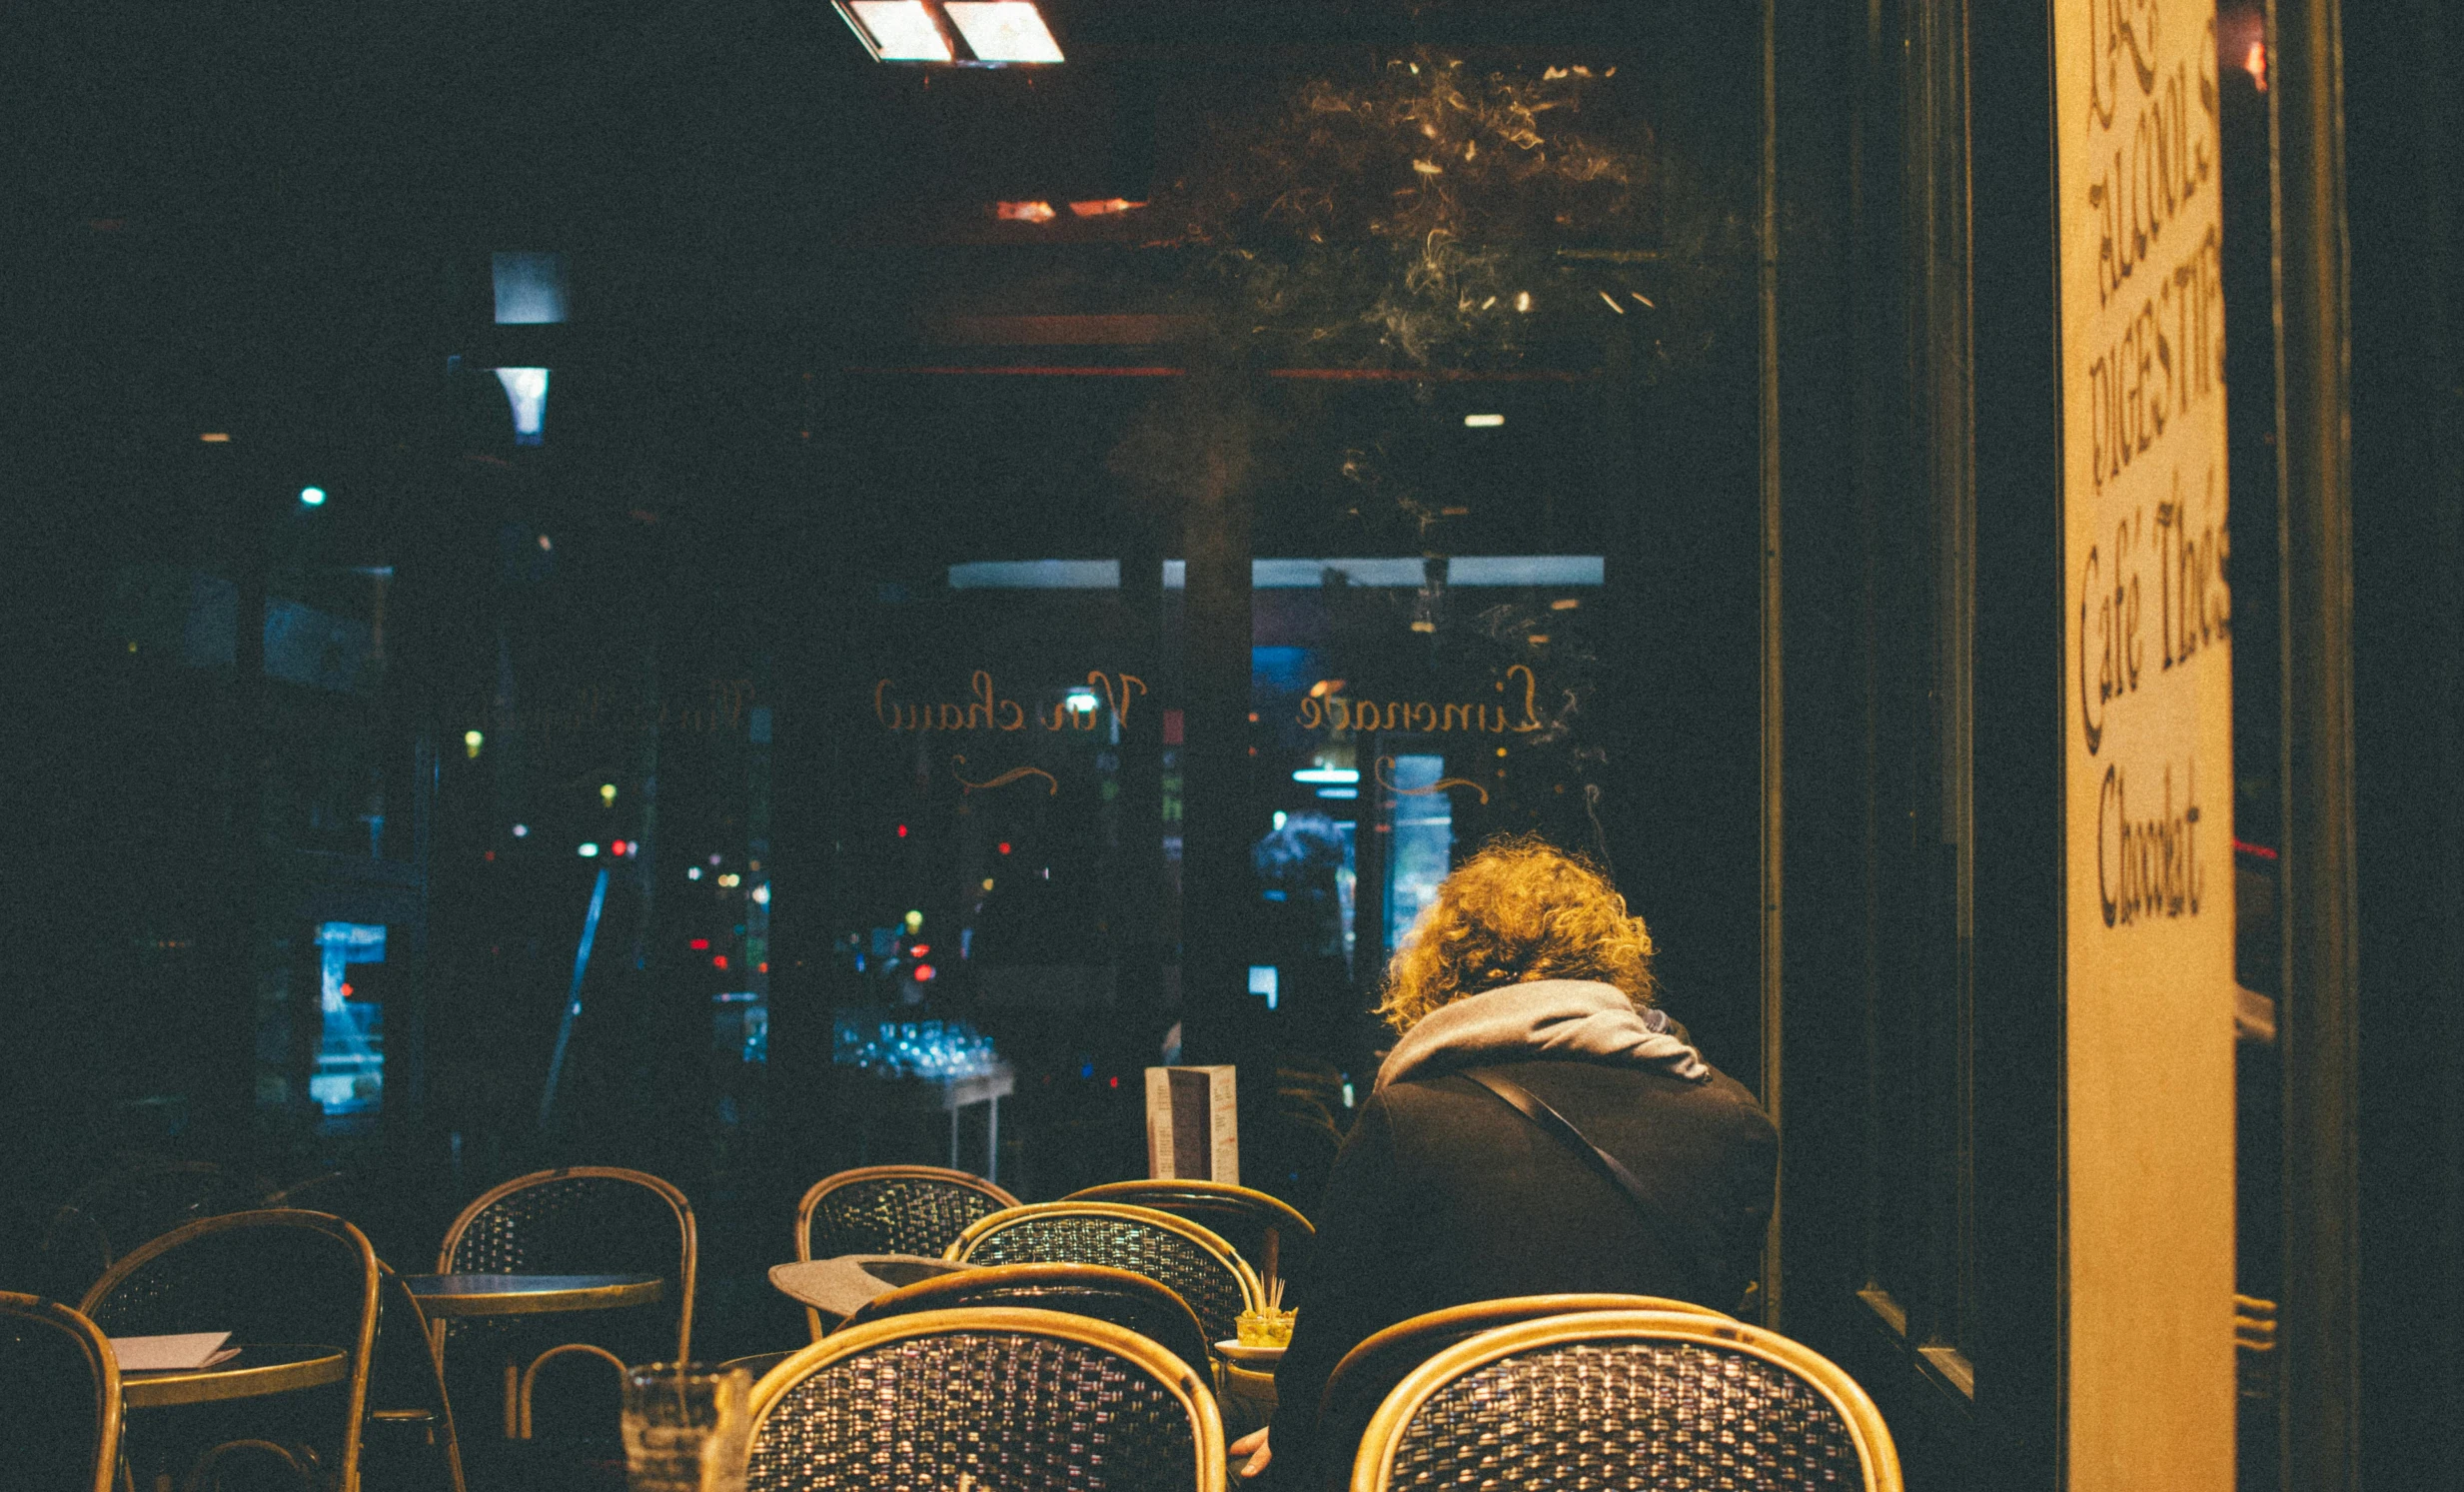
[1144,51,1747,375]
[1162,55,1647,248]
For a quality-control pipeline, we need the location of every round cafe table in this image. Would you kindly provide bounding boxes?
[121,1344,351,1491]
[401,1273,665,1438]
[400,1273,664,1319]
[122,1342,348,1409]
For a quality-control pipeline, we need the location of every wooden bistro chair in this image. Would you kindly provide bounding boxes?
[947,1202,1272,1439]
[745,1307,1226,1492]
[945,1203,1261,1351]
[80,1209,380,1492]
[37,1161,272,1304]
[1347,1309,1902,1492]
[1060,1181,1315,1295]
[361,1264,467,1492]
[0,1291,123,1492]
[1310,1294,1732,1491]
[792,1166,1017,1341]
[434,1167,695,1445]
[840,1262,1213,1382]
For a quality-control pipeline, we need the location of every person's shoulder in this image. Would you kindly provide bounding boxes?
[1522,1055,1776,1140]
[1687,1063,1780,1145]
[1368,1072,1476,1125]
[1369,1071,1521,1152]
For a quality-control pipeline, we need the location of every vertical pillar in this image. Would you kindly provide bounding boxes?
[1173,358,1260,1078]
[1116,514,1169,1035]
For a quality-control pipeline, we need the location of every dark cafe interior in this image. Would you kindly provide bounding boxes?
[6,2,2459,1489]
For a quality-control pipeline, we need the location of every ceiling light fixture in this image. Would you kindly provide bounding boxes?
[837,1,952,60]
[833,0,1062,65]
[942,3,1064,63]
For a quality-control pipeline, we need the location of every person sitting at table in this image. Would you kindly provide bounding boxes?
[1232,834,1778,1485]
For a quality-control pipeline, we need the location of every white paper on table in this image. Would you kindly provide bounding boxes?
[111,1332,239,1371]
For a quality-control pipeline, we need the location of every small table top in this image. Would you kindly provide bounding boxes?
[123,1344,347,1409]
[400,1273,664,1318]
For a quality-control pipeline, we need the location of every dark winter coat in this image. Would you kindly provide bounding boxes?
[1262,1038,1778,1485]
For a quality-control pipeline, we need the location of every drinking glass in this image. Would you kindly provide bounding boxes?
[620,1362,750,1492]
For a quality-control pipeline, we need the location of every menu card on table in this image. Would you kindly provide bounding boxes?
[112,1332,240,1371]
[1145,1064,1238,1184]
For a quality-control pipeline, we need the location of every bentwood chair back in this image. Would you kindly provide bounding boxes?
[745,1307,1226,1492]
[0,1292,122,1492]
[38,1161,272,1301]
[1348,1309,1901,1492]
[434,1167,695,1439]
[793,1166,1017,1339]
[839,1262,1213,1381]
[80,1208,381,1492]
[946,1203,1263,1348]
[1060,1181,1315,1292]
[1311,1294,1732,1491]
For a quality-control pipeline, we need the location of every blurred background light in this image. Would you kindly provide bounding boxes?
[494,367,550,445]
[299,486,328,507]
[491,252,569,325]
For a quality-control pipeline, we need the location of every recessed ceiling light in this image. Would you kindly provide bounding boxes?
[838,1,953,62]
[943,2,1064,63]
[1464,414,1505,428]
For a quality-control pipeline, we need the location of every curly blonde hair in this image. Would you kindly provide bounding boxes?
[1376,835,1659,1033]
